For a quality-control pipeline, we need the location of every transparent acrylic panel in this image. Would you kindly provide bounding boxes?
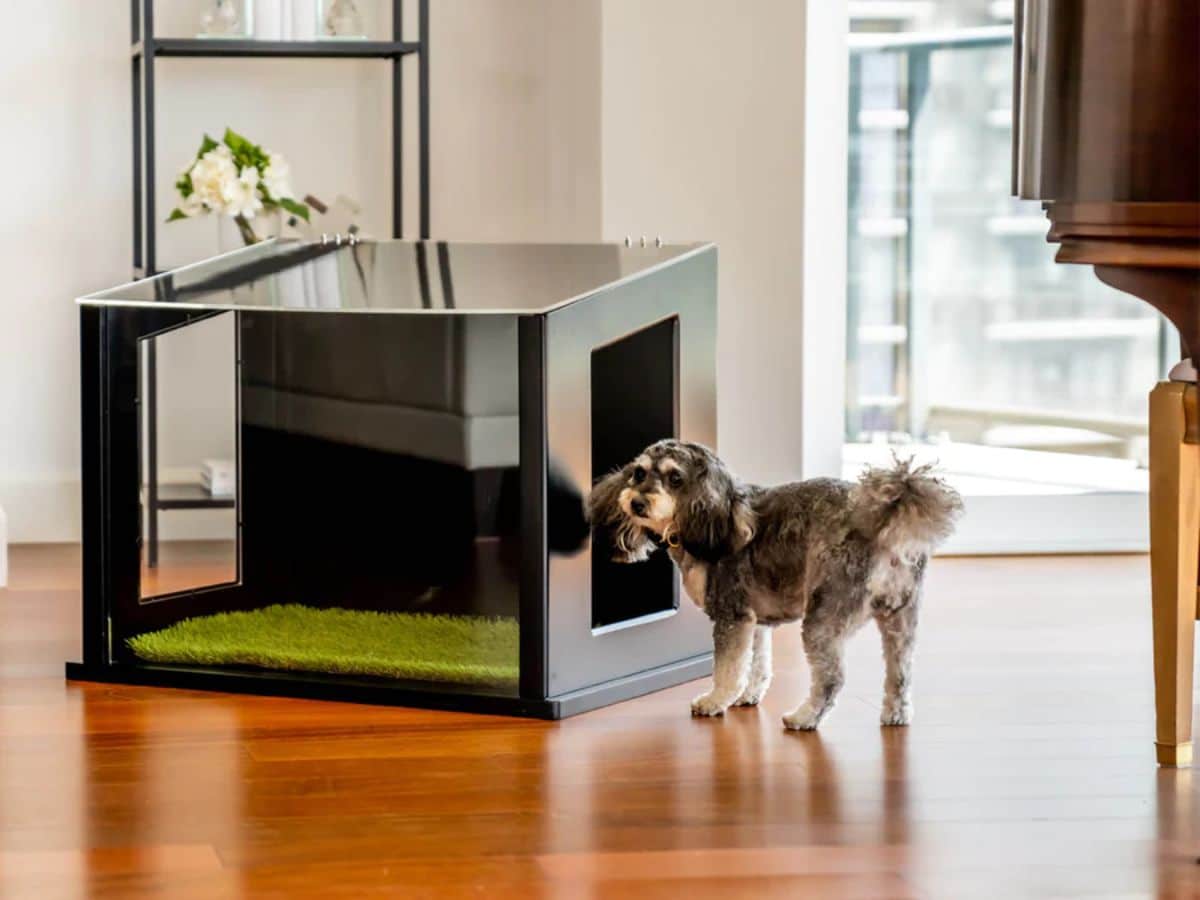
[139,313,239,600]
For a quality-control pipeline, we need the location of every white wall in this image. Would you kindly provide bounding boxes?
[0,0,839,542]
[600,0,844,485]
[430,0,602,241]
[0,0,604,542]
[0,5,128,543]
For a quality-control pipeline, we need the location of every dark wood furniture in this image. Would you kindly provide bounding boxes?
[1014,0,1200,766]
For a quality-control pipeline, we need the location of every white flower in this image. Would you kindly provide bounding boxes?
[221,165,264,220]
[188,144,239,214]
[180,190,206,217]
[262,151,293,200]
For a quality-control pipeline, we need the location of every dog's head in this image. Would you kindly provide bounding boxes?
[587,440,756,564]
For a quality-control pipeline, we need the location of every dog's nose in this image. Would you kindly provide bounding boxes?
[631,498,647,517]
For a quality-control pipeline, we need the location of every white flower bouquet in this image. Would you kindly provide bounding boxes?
[168,128,310,245]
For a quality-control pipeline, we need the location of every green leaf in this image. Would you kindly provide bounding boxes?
[222,127,268,171]
[166,208,190,222]
[197,134,219,157]
[222,127,248,153]
[279,197,310,222]
[175,171,193,198]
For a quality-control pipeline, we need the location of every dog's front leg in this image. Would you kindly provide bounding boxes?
[691,617,755,717]
[734,625,773,706]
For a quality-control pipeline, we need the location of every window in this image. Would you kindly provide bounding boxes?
[845,0,1168,550]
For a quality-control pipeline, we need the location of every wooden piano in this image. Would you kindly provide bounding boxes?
[1014,0,1199,766]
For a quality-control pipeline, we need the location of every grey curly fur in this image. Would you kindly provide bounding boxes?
[588,440,962,730]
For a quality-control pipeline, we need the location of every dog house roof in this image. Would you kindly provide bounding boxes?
[78,240,712,315]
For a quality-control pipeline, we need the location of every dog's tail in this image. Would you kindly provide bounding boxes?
[850,457,962,597]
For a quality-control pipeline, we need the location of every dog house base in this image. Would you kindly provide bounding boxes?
[65,653,713,719]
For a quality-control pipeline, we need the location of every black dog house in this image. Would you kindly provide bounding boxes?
[67,240,717,718]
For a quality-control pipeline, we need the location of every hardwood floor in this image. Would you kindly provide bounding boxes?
[1,545,1196,898]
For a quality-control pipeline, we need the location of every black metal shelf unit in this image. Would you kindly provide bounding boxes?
[131,0,430,565]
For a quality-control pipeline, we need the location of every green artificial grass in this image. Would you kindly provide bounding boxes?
[127,604,518,687]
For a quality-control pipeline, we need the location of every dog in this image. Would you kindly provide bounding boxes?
[587,440,962,730]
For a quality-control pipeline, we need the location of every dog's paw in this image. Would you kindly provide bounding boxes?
[733,683,769,707]
[880,699,913,727]
[782,703,822,731]
[690,692,730,717]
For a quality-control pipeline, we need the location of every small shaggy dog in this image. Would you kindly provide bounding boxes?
[588,441,962,730]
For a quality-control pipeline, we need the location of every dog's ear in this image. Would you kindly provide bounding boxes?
[586,468,626,528]
[587,468,656,563]
[678,476,756,563]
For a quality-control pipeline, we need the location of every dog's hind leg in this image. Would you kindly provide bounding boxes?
[691,617,756,717]
[783,597,848,731]
[875,598,919,726]
[733,626,773,707]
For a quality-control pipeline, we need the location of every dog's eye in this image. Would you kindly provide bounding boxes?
[668,471,684,488]
[632,466,646,483]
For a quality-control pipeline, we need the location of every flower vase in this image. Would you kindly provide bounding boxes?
[216,210,281,255]
[199,0,250,38]
[320,0,365,38]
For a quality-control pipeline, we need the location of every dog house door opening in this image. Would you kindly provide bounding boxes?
[590,317,679,630]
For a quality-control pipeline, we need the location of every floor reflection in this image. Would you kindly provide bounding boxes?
[80,688,243,896]
[1155,766,1198,898]
[139,539,238,600]
[536,702,917,896]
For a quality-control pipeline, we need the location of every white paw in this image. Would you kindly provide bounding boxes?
[733,683,770,707]
[880,699,913,727]
[690,691,731,717]
[782,703,823,731]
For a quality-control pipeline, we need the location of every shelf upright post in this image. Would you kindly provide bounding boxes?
[135,0,160,566]
[392,0,403,239]
[419,0,429,239]
[141,0,157,276]
[131,0,142,273]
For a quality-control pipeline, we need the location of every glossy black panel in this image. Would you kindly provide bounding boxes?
[82,241,706,314]
[542,247,718,697]
[590,318,678,629]
[120,310,525,697]
[238,312,522,636]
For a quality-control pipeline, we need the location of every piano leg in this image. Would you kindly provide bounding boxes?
[1148,381,1199,767]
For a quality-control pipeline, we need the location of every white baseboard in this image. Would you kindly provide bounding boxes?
[0,475,232,544]
[0,477,80,544]
[0,472,1150,556]
[0,503,8,586]
[942,491,1149,556]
